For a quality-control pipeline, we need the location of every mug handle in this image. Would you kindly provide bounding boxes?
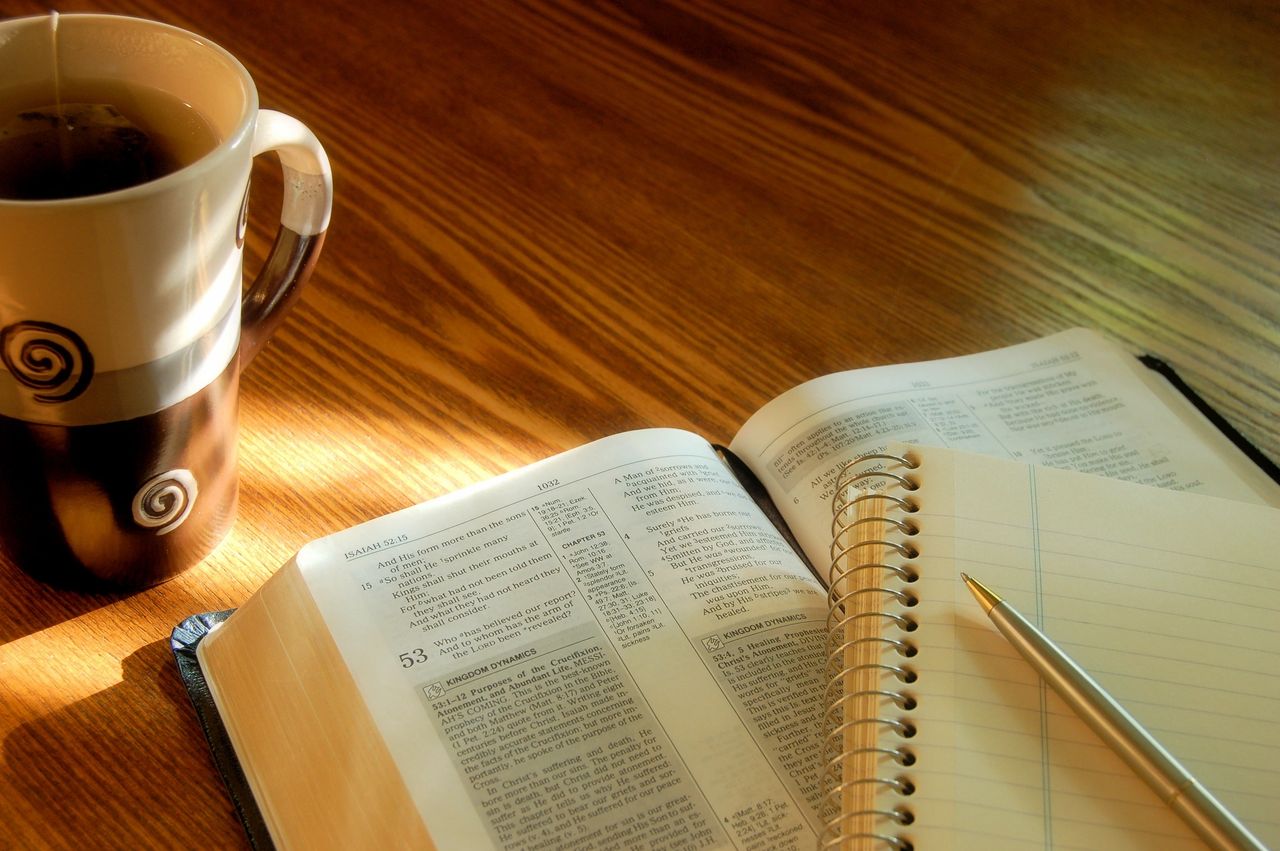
[240,110,333,366]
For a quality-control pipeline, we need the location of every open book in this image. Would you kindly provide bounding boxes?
[172,329,1280,849]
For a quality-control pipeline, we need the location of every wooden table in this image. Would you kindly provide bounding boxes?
[2,0,1277,847]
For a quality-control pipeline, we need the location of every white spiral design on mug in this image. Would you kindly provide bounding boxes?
[1,320,96,403]
[132,469,199,536]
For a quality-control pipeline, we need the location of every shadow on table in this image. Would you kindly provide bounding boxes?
[1,638,248,848]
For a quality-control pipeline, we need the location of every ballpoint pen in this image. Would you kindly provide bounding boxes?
[961,573,1268,851]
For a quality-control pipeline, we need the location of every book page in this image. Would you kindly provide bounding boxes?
[871,445,1279,849]
[296,429,830,850]
[729,328,1280,568]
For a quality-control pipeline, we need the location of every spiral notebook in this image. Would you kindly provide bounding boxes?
[821,444,1280,850]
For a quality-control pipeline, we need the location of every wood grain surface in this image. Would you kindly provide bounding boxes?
[2,1,1277,847]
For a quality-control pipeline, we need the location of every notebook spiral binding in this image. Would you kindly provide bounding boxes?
[819,452,921,851]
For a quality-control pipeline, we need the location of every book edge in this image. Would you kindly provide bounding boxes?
[170,610,277,851]
[1138,353,1280,485]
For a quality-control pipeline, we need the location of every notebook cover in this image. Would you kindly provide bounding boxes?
[170,610,276,851]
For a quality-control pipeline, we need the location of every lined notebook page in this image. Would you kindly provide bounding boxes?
[896,444,1279,850]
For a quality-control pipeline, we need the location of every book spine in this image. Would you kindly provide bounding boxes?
[819,453,921,851]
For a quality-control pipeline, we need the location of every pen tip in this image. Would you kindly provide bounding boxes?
[962,573,1002,614]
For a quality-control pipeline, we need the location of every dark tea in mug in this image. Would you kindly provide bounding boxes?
[0,78,220,199]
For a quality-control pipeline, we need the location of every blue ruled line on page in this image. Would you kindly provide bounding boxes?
[1029,466,1055,850]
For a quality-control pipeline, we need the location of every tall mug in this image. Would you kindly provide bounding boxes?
[0,14,333,589]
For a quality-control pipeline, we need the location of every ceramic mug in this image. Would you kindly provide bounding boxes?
[0,14,332,589]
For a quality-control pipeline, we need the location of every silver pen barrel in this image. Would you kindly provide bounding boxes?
[964,574,1267,851]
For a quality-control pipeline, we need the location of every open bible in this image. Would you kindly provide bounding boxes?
[172,329,1280,849]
